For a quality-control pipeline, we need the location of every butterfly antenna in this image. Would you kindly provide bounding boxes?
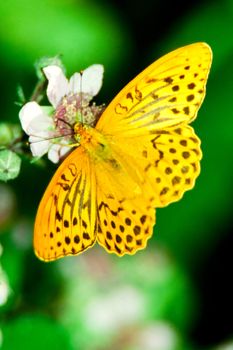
[29,132,75,144]
[56,117,73,129]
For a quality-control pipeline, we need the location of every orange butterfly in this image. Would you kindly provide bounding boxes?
[32,43,212,261]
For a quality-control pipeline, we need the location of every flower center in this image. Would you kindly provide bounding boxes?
[54,93,105,138]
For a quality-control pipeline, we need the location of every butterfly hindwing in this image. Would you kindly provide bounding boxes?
[94,155,156,255]
[110,124,202,208]
[34,147,97,261]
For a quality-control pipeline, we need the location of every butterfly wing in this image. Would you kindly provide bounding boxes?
[92,43,211,255]
[110,124,202,208]
[95,42,211,207]
[92,148,156,255]
[97,189,156,256]
[34,146,97,262]
[96,42,212,137]
[94,123,201,256]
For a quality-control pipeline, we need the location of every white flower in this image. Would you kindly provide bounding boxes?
[19,64,104,163]
[83,286,145,333]
[135,322,179,350]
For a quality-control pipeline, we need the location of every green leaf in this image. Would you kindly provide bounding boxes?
[0,150,21,182]
[0,123,22,147]
[0,124,14,147]
[35,55,66,79]
[16,84,26,105]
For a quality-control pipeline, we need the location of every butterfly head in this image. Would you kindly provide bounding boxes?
[73,122,91,143]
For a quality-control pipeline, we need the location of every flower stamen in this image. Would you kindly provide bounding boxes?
[19,64,104,163]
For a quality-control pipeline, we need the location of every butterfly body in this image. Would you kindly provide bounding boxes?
[74,123,111,162]
[34,43,212,261]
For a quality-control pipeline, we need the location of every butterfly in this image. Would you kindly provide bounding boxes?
[34,42,212,261]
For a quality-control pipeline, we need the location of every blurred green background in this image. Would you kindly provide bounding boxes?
[0,0,233,349]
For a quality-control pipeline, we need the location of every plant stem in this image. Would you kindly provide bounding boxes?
[30,78,47,103]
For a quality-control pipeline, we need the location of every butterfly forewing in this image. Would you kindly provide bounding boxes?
[34,147,97,261]
[96,43,212,137]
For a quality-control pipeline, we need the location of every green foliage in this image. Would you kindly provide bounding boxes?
[1,314,72,350]
[0,150,21,182]
[34,55,66,80]
[55,247,194,349]
[0,0,131,79]
[16,85,26,106]
[0,123,21,148]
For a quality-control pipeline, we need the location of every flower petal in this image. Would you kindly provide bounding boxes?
[29,136,50,158]
[19,102,46,134]
[48,143,71,164]
[43,65,69,107]
[69,64,104,97]
[19,101,54,138]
